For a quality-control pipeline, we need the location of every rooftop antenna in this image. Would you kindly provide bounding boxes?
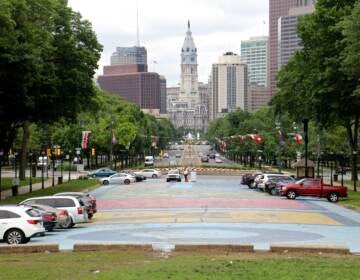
[136,0,140,46]
[262,20,266,36]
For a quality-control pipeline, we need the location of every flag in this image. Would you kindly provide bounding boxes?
[112,132,118,145]
[294,133,303,143]
[81,131,91,150]
[249,134,263,144]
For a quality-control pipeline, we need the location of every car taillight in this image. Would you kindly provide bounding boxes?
[59,210,68,216]
[27,220,39,225]
[77,207,83,214]
[44,215,56,221]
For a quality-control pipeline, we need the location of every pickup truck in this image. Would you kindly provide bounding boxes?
[280,178,347,202]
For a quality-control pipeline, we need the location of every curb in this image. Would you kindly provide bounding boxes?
[174,244,254,253]
[0,243,59,254]
[270,244,350,255]
[73,244,153,252]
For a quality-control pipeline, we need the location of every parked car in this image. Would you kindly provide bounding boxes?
[280,178,348,202]
[0,205,45,244]
[120,170,146,182]
[100,173,136,185]
[201,156,209,163]
[166,169,181,182]
[88,168,116,178]
[134,169,162,178]
[23,203,71,229]
[175,153,181,158]
[54,192,97,219]
[144,156,154,166]
[257,174,295,192]
[20,196,88,228]
[37,156,50,170]
[215,157,223,163]
[263,176,296,195]
[209,154,216,159]
[163,153,169,159]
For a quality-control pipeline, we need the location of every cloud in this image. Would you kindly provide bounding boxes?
[68,0,268,86]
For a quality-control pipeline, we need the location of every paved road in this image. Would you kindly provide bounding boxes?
[28,174,360,252]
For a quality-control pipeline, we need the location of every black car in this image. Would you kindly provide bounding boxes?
[120,170,146,182]
[209,154,216,159]
[201,156,209,163]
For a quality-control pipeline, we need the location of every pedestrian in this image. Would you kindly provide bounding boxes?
[184,168,189,182]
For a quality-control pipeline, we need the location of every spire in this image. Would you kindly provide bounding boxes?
[188,20,190,30]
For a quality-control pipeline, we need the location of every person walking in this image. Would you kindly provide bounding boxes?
[184,168,189,182]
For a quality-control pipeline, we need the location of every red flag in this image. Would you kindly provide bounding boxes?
[81,131,91,150]
[249,134,263,144]
[294,133,303,143]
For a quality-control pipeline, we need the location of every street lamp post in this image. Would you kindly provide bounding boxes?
[354,151,358,192]
[68,151,71,182]
[52,149,55,187]
[41,151,45,189]
[29,152,33,193]
[302,118,309,178]
[0,149,3,200]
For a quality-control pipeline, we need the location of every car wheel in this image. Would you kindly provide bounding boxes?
[103,180,109,185]
[286,190,297,200]
[166,179,170,182]
[270,188,277,196]
[124,179,130,185]
[91,174,96,178]
[152,174,158,179]
[88,213,93,219]
[60,218,72,229]
[327,192,339,202]
[5,229,26,244]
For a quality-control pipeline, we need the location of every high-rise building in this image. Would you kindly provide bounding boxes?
[278,4,315,68]
[210,52,248,120]
[159,76,167,114]
[98,46,162,110]
[168,22,208,130]
[241,36,268,87]
[268,0,316,97]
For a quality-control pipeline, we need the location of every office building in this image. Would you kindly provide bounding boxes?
[159,76,167,114]
[241,36,268,87]
[210,52,248,120]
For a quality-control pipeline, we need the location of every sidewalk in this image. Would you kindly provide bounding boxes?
[0,173,80,200]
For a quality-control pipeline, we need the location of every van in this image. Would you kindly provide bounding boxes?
[144,156,154,166]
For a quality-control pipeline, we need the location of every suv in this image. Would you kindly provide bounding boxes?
[20,196,88,228]
[257,174,291,191]
[166,169,181,182]
[0,205,45,244]
[37,156,50,170]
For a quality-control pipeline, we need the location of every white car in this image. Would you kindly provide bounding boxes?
[166,169,181,182]
[215,157,223,163]
[20,196,88,228]
[134,169,162,178]
[163,153,169,158]
[100,173,136,185]
[0,205,45,244]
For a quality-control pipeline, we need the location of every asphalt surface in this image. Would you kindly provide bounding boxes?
[25,173,360,252]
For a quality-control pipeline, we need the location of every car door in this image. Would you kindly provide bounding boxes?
[298,180,317,196]
[143,169,151,178]
[109,174,122,184]
[0,210,21,238]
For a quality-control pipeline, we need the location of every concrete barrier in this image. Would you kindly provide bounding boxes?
[175,244,254,253]
[73,243,153,252]
[0,243,59,254]
[270,244,350,255]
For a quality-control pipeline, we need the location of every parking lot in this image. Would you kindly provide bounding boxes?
[18,172,360,253]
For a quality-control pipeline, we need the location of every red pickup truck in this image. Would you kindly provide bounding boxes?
[280,178,347,202]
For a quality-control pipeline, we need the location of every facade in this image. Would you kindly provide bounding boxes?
[159,76,167,114]
[168,22,208,131]
[98,46,162,110]
[248,84,272,112]
[278,5,315,68]
[241,36,268,87]
[98,72,160,109]
[268,0,316,97]
[210,52,248,120]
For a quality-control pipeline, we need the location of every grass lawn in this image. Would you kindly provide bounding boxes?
[0,177,42,191]
[0,252,359,280]
[339,182,360,210]
[0,178,99,204]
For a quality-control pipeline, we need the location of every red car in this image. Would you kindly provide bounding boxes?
[280,178,347,202]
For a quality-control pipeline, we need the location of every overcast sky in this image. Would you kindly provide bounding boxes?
[68,0,268,86]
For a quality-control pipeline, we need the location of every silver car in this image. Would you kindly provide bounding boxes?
[100,173,136,185]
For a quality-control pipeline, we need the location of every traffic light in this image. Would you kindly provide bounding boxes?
[91,148,95,156]
[46,148,51,157]
[56,148,61,156]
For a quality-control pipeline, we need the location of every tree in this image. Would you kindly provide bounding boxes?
[273,0,359,186]
[0,0,102,178]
